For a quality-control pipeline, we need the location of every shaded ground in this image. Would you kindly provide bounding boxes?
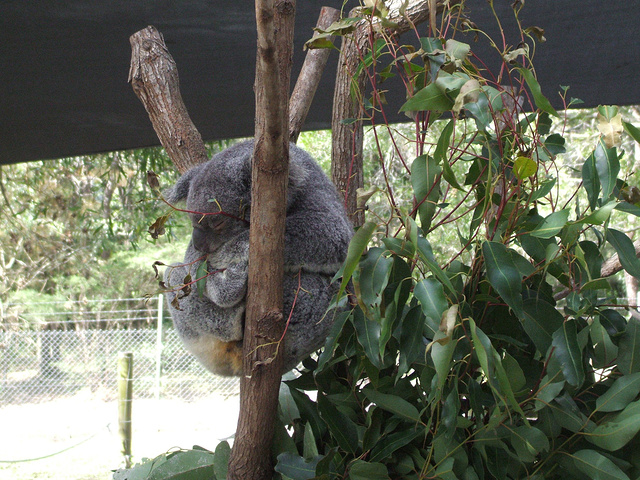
[0,390,239,480]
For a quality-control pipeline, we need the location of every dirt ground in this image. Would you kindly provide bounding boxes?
[0,389,240,480]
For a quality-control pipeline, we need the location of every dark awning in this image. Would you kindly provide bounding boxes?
[1,1,638,165]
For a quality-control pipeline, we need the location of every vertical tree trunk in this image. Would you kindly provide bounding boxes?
[331,9,367,229]
[227,1,296,479]
[330,0,454,228]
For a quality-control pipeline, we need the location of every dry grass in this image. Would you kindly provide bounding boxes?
[0,389,239,480]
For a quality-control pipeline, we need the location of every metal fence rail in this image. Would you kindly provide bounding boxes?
[0,296,239,405]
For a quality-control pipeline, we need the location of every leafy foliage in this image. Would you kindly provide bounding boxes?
[272,3,640,480]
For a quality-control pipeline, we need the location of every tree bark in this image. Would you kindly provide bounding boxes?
[331,0,455,228]
[331,8,367,229]
[227,1,296,479]
[128,26,208,174]
[289,6,340,143]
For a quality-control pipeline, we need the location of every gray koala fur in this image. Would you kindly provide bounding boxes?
[163,140,353,376]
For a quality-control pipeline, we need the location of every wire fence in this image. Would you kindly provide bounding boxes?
[0,296,239,406]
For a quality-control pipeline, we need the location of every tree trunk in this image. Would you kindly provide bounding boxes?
[128,8,340,477]
[331,0,455,228]
[227,1,296,479]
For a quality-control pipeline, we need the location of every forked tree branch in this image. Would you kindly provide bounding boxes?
[129,7,335,479]
[128,26,208,174]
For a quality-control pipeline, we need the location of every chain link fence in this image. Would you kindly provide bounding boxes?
[0,296,239,406]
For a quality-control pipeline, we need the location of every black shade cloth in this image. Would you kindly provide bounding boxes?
[1,1,638,164]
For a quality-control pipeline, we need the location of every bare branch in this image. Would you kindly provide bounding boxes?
[289,6,340,143]
[129,26,208,174]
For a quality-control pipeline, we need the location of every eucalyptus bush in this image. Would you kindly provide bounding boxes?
[273,3,640,480]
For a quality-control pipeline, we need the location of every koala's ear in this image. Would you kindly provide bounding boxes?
[163,164,202,204]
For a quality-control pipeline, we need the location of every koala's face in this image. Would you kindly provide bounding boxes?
[181,150,252,254]
[190,211,247,254]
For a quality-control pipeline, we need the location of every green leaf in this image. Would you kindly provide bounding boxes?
[534,379,565,411]
[434,71,468,96]
[434,457,456,480]
[579,200,618,225]
[482,241,524,319]
[411,154,441,230]
[600,309,627,337]
[523,298,564,354]
[469,318,524,417]
[369,428,423,463]
[596,372,640,413]
[318,394,359,456]
[303,423,319,460]
[290,388,326,440]
[349,460,390,480]
[363,386,421,423]
[400,83,454,113]
[414,277,448,336]
[213,441,230,480]
[594,140,620,200]
[509,426,550,463]
[582,151,601,211]
[398,306,427,376]
[615,201,640,217]
[619,317,640,375]
[317,310,351,370]
[435,120,465,191]
[606,229,640,279]
[572,449,630,480]
[356,247,393,312]
[551,319,585,388]
[353,308,383,368]
[517,67,559,117]
[591,317,619,368]
[336,221,377,297]
[550,394,590,433]
[587,400,640,451]
[145,448,216,480]
[544,133,566,156]
[513,156,537,180]
[530,178,556,201]
[431,331,456,391]
[502,352,526,393]
[275,453,321,480]
[416,236,456,295]
[529,209,570,238]
[196,261,208,298]
[623,121,640,144]
[466,85,503,131]
[445,39,470,60]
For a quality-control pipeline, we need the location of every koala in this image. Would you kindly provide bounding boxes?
[163,140,353,376]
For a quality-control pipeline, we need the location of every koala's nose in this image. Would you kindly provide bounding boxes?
[192,227,212,253]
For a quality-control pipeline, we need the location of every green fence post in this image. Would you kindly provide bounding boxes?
[117,352,133,468]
